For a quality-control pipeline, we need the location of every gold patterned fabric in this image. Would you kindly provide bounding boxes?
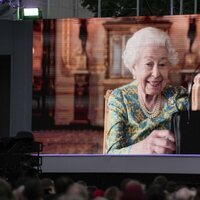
[106,80,188,154]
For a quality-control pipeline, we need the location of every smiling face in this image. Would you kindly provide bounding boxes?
[133,45,170,96]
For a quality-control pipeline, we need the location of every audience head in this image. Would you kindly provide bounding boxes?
[120,183,145,200]
[17,177,43,200]
[166,180,178,193]
[40,177,56,195]
[93,197,107,200]
[174,186,196,200]
[58,194,85,200]
[121,178,145,192]
[55,176,74,194]
[104,186,121,200]
[152,175,168,191]
[0,178,13,200]
[146,184,166,200]
[67,182,89,200]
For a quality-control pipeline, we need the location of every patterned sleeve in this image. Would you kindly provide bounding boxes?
[106,89,132,154]
[176,86,189,111]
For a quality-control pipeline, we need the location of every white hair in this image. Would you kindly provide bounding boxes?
[122,27,179,74]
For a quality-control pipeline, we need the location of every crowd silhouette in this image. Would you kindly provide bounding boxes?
[0,174,200,200]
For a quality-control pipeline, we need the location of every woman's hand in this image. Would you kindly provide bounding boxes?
[131,130,176,154]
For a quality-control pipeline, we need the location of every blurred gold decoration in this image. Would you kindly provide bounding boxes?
[184,52,198,69]
[184,17,198,69]
[75,74,87,86]
[76,49,87,70]
[196,48,200,64]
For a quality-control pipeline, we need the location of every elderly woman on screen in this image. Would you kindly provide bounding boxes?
[106,27,188,154]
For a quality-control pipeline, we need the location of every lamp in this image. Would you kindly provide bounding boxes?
[22,8,41,19]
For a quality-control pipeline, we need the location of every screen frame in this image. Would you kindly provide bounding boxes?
[41,154,200,174]
[32,16,200,174]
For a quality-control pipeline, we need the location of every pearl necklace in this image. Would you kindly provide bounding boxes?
[139,94,162,119]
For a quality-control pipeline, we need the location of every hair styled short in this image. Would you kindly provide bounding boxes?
[122,27,179,74]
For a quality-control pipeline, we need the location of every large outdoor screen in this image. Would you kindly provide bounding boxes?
[32,15,200,154]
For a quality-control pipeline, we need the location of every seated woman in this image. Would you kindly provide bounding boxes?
[106,27,188,154]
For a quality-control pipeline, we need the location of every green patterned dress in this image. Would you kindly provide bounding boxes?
[106,80,188,154]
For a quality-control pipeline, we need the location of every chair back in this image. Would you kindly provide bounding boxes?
[103,90,113,154]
